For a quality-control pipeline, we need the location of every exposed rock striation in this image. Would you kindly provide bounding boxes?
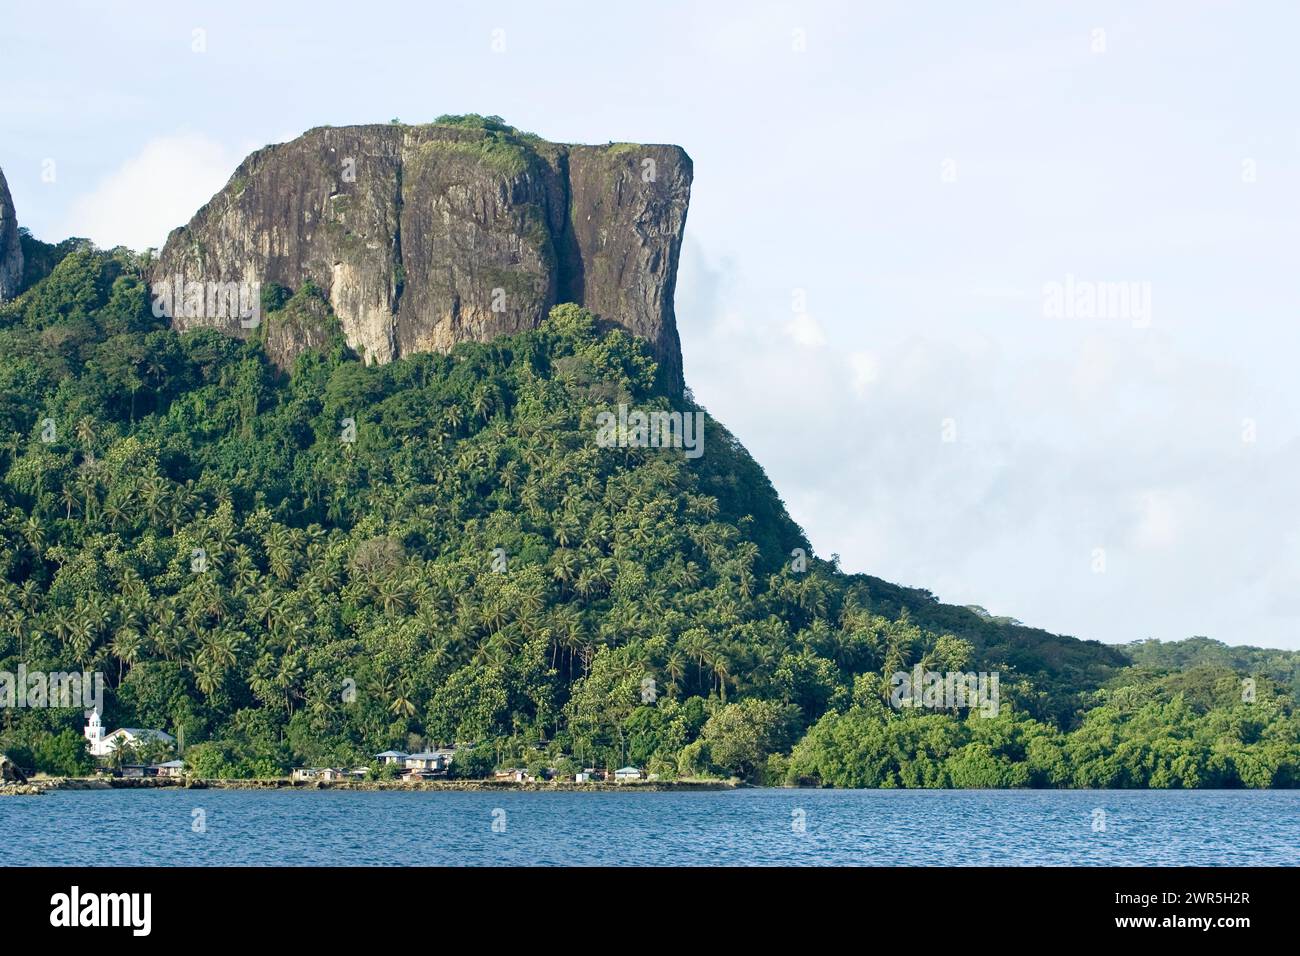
[154,121,692,389]
[0,167,23,302]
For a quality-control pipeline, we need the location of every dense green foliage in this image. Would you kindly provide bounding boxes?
[788,666,1299,788]
[1123,636,1300,701]
[0,244,1296,787]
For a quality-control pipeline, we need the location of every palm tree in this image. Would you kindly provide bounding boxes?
[378,578,410,616]
[482,595,509,634]
[499,459,523,494]
[76,465,101,525]
[250,588,286,630]
[389,679,417,719]
[66,615,95,663]
[107,738,137,772]
[102,496,128,530]
[198,631,238,672]
[74,416,96,452]
[194,660,222,698]
[265,526,296,582]
[48,607,77,645]
[141,476,170,526]
[665,651,687,688]
[472,386,494,422]
[21,516,46,556]
[549,548,580,588]
[443,403,464,434]
[109,628,143,683]
[277,651,305,716]
[233,548,261,593]
[60,485,79,521]
[276,617,307,652]
[712,652,733,703]
[306,681,338,732]
[144,354,169,397]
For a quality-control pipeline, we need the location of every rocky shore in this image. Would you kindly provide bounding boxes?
[0,783,43,796]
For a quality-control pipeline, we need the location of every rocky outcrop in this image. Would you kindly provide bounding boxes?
[0,167,23,302]
[0,752,29,784]
[155,121,692,389]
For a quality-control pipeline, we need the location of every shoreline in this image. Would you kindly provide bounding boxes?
[6,776,740,795]
[6,780,1296,796]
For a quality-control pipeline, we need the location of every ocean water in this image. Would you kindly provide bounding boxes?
[3,788,1297,866]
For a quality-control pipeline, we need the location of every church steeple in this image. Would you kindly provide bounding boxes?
[84,710,104,754]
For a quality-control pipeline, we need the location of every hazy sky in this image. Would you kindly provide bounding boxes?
[4,1,1299,649]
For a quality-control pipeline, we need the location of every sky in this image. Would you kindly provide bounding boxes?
[3,1,1299,649]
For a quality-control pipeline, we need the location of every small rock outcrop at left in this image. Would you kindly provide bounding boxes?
[0,166,23,302]
[0,752,29,785]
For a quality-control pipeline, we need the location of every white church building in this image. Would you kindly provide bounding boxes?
[84,711,175,758]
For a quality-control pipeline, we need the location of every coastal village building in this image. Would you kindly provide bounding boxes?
[403,750,454,772]
[83,712,175,758]
[292,767,366,782]
[291,766,376,782]
[291,751,654,785]
[120,761,187,778]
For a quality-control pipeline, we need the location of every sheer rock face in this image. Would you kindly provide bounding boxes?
[154,124,692,389]
[0,167,22,302]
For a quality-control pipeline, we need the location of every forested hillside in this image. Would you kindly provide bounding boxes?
[1,241,1296,787]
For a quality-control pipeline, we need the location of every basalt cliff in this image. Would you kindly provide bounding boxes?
[0,167,22,302]
[154,118,692,390]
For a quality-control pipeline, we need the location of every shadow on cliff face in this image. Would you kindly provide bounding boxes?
[554,150,586,312]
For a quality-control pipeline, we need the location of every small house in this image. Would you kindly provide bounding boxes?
[404,752,449,773]
[374,750,409,766]
[614,766,642,781]
[292,767,325,782]
[154,760,185,778]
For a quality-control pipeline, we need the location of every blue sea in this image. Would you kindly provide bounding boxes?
[3,789,1297,866]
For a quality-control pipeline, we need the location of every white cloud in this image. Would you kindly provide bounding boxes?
[681,229,1300,648]
[58,133,240,252]
[785,310,825,347]
[847,350,880,396]
[1131,489,1187,551]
